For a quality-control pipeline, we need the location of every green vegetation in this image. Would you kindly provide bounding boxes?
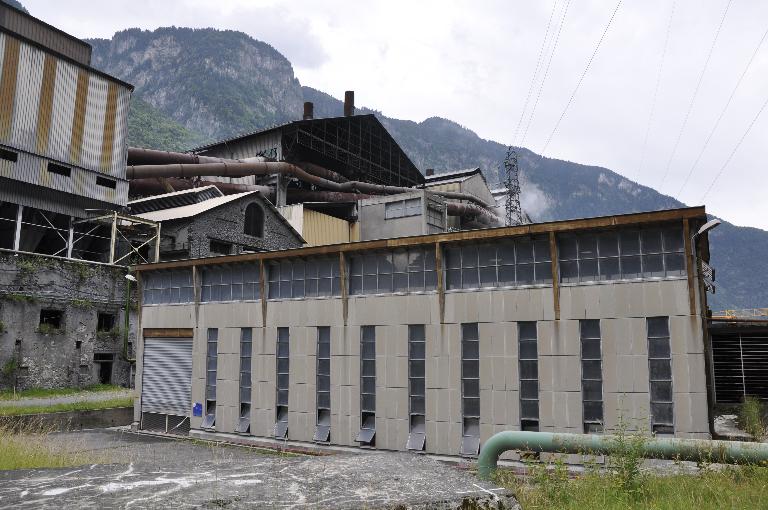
[739,396,768,441]
[70,298,93,309]
[1,358,18,381]
[72,261,93,284]
[36,323,64,335]
[2,293,36,303]
[0,420,100,470]
[126,98,207,151]
[97,327,121,340]
[495,464,768,510]
[0,383,122,401]
[0,396,133,416]
[0,320,5,334]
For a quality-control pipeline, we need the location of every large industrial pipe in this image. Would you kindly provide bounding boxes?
[129,178,274,197]
[447,201,503,227]
[477,431,768,480]
[126,162,498,211]
[127,147,241,166]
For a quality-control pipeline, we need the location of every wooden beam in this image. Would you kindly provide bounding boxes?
[143,328,193,338]
[683,219,696,317]
[549,231,560,321]
[132,206,707,273]
[435,241,444,324]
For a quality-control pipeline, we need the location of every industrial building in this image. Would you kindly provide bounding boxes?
[133,206,715,456]
[0,3,155,389]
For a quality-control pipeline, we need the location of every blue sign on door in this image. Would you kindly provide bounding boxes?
[192,402,203,417]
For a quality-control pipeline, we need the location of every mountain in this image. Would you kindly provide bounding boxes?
[86,26,764,310]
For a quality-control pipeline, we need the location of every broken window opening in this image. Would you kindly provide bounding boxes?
[315,326,331,443]
[39,309,63,329]
[236,328,252,434]
[407,324,426,451]
[356,325,376,447]
[97,312,116,332]
[274,327,289,439]
[460,323,480,457]
[209,240,232,256]
[244,203,264,238]
[203,328,218,430]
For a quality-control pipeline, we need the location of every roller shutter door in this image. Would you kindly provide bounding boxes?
[141,337,193,417]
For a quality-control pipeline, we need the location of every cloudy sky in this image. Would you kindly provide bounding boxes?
[24,0,768,230]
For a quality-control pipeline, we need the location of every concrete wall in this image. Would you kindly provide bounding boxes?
[137,274,709,455]
[0,251,136,390]
[358,191,445,241]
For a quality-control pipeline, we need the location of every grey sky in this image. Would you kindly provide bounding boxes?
[24,0,768,230]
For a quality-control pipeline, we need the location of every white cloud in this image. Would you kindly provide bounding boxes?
[23,0,768,229]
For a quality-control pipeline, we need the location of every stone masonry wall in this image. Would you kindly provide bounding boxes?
[0,252,137,390]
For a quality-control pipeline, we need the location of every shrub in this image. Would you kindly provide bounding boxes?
[70,298,93,309]
[739,396,768,442]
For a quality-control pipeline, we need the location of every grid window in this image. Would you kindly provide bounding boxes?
[267,257,340,299]
[647,317,674,435]
[385,197,422,219]
[201,264,260,302]
[407,325,426,451]
[202,328,218,430]
[426,205,444,228]
[558,225,685,284]
[236,328,252,434]
[580,320,603,433]
[275,327,289,438]
[142,270,194,305]
[518,322,539,432]
[444,236,552,291]
[349,247,437,296]
[315,327,331,443]
[356,326,376,446]
[461,323,480,456]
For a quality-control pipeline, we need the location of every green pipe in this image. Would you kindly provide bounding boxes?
[477,431,768,480]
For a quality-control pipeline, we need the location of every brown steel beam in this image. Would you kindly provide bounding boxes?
[143,328,193,338]
[132,207,707,273]
[435,241,445,324]
[683,219,696,317]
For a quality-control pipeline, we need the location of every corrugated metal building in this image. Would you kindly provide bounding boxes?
[132,207,716,454]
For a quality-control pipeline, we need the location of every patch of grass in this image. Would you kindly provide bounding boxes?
[0,419,99,470]
[70,298,93,309]
[0,320,5,333]
[0,396,133,416]
[0,383,123,401]
[35,323,64,335]
[739,396,768,442]
[2,293,36,303]
[495,464,768,510]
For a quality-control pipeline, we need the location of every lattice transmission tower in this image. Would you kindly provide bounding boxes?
[503,146,523,225]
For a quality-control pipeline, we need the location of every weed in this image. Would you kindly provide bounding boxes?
[2,293,36,304]
[0,396,134,416]
[0,320,5,334]
[97,327,120,340]
[607,416,648,497]
[0,383,122,401]
[72,262,93,284]
[36,323,64,335]
[739,396,768,441]
[1,357,18,380]
[0,418,100,470]
[70,298,93,309]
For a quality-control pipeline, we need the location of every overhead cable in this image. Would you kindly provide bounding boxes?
[519,0,571,147]
[676,24,768,200]
[540,0,623,155]
[657,0,732,191]
[636,1,676,180]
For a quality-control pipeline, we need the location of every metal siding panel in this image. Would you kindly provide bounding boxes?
[0,34,19,141]
[68,68,88,164]
[141,337,193,416]
[11,42,43,151]
[35,54,56,153]
[109,86,129,178]
[100,81,117,172]
[48,57,76,163]
[80,73,106,172]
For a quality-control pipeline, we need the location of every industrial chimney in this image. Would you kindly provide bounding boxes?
[303,101,314,120]
[344,91,354,117]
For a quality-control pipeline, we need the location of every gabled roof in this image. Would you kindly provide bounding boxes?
[135,191,305,244]
[190,114,424,188]
[128,185,224,214]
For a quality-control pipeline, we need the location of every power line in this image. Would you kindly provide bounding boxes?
[676,24,768,200]
[540,0,623,155]
[519,0,571,147]
[699,92,768,201]
[512,0,560,144]
[657,0,732,191]
[636,1,676,180]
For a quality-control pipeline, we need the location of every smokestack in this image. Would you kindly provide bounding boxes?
[303,101,314,120]
[344,91,354,117]
[426,168,434,176]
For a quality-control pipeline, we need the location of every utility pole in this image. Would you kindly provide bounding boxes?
[503,146,523,226]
